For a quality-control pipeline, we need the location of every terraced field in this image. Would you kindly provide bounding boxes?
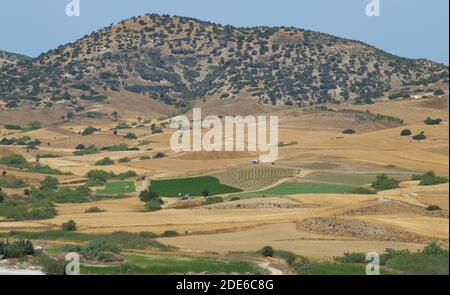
[216,166,295,191]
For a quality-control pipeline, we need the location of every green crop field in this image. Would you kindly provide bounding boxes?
[81,254,257,275]
[96,181,136,194]
[246,182,354,196]
[150,176,242,197]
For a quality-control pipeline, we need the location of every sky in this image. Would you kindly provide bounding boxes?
[0,0,448,64]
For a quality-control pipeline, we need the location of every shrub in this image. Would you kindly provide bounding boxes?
[335,252,366,264]
[117,170,137,180]
[40,176,59,191]
[204,196,224,205]
[424,117,442,125]
[412,132,427,141]
[261,246,274,257]
[4,124,22,130]
[0,190,5,203]
[0,239,34,258]
[415,171,448,186]
[352,187,376,194]
[342,129,356,135]
[425,205,442,212]
[230,197,241,201]
[371,174,400,190]
[73,145,99,156]
[139,190,160,202]
[85,207,105,213]
[145,200,162,212]
[118,157,131,163]
[0,154,28,168]
[433,89,445,96]
[160,230,179,237]
[81,126,99,136]
[95,157,115,166]
[62,220,77,231]
[153,152,165,159]
[400,129,412,136]
[124,132,137,140]
[86,170,113,182]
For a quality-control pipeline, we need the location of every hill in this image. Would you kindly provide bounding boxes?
[0,13,448,112]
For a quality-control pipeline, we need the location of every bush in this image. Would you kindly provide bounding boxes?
[86,170,114,182]
[230,197,241,201]
[140,190,160,202]
[415,171,448,186]
[118,157,131,163]
[62,220,77,231]
[0,154,28,168]
[85,207,105,213]
[352,187,376,194]
[40,176,59,191]
[261,246,274,257]
[145,200,162,212]
[425,205,442,212]
[95,157,115,166]
[153,152,165,159]
[335,252,366,264]
[400,129,412,136]
[342,129,356,135]
[124,133,137,140]
[0,239,34,258]
[160,230,179,237]
[424,117,442,125]
[81,126,99,136]
[433,89,445,96]
[412,132,427,141]
[204,196,224,205]
[0,190,5,203]
[73,145,99,156]
[371,174,400,190]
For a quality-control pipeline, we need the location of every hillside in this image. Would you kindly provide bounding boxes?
[0,13,448,111]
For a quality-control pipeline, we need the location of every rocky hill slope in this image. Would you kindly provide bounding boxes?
[0,14,448,110]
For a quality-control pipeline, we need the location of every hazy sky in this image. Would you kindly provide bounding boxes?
[0,0,448,64]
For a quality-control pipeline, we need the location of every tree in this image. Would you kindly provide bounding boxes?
[124,132,137,139]
[202,189,210,197]
[95,157,115,166]
[62,220,77,231]
[342,129,356,135]
[261,246,274,257]
[371,174,399,190]
[0,189,6,203]
[413,131,427,141]
[139,190,160,202]
[40,176,59,191]
[400,129,412,136]
[145,200,162,212]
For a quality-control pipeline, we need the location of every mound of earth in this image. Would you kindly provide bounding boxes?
[298,217,445,244]
[339,199,449,218]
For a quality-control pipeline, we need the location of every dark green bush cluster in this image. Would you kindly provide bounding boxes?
[81,126,100,136]
[424,117,442,125]
[412,171,448,186]
[140,190,164,212]
[95,157,115,166]
[371,174,400,190]
[73,145,100,156]
[0,238,34,258]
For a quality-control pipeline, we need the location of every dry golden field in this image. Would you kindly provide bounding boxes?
[0,94,448,259]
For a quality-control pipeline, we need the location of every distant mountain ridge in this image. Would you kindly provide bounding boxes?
[0,13,448,110]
